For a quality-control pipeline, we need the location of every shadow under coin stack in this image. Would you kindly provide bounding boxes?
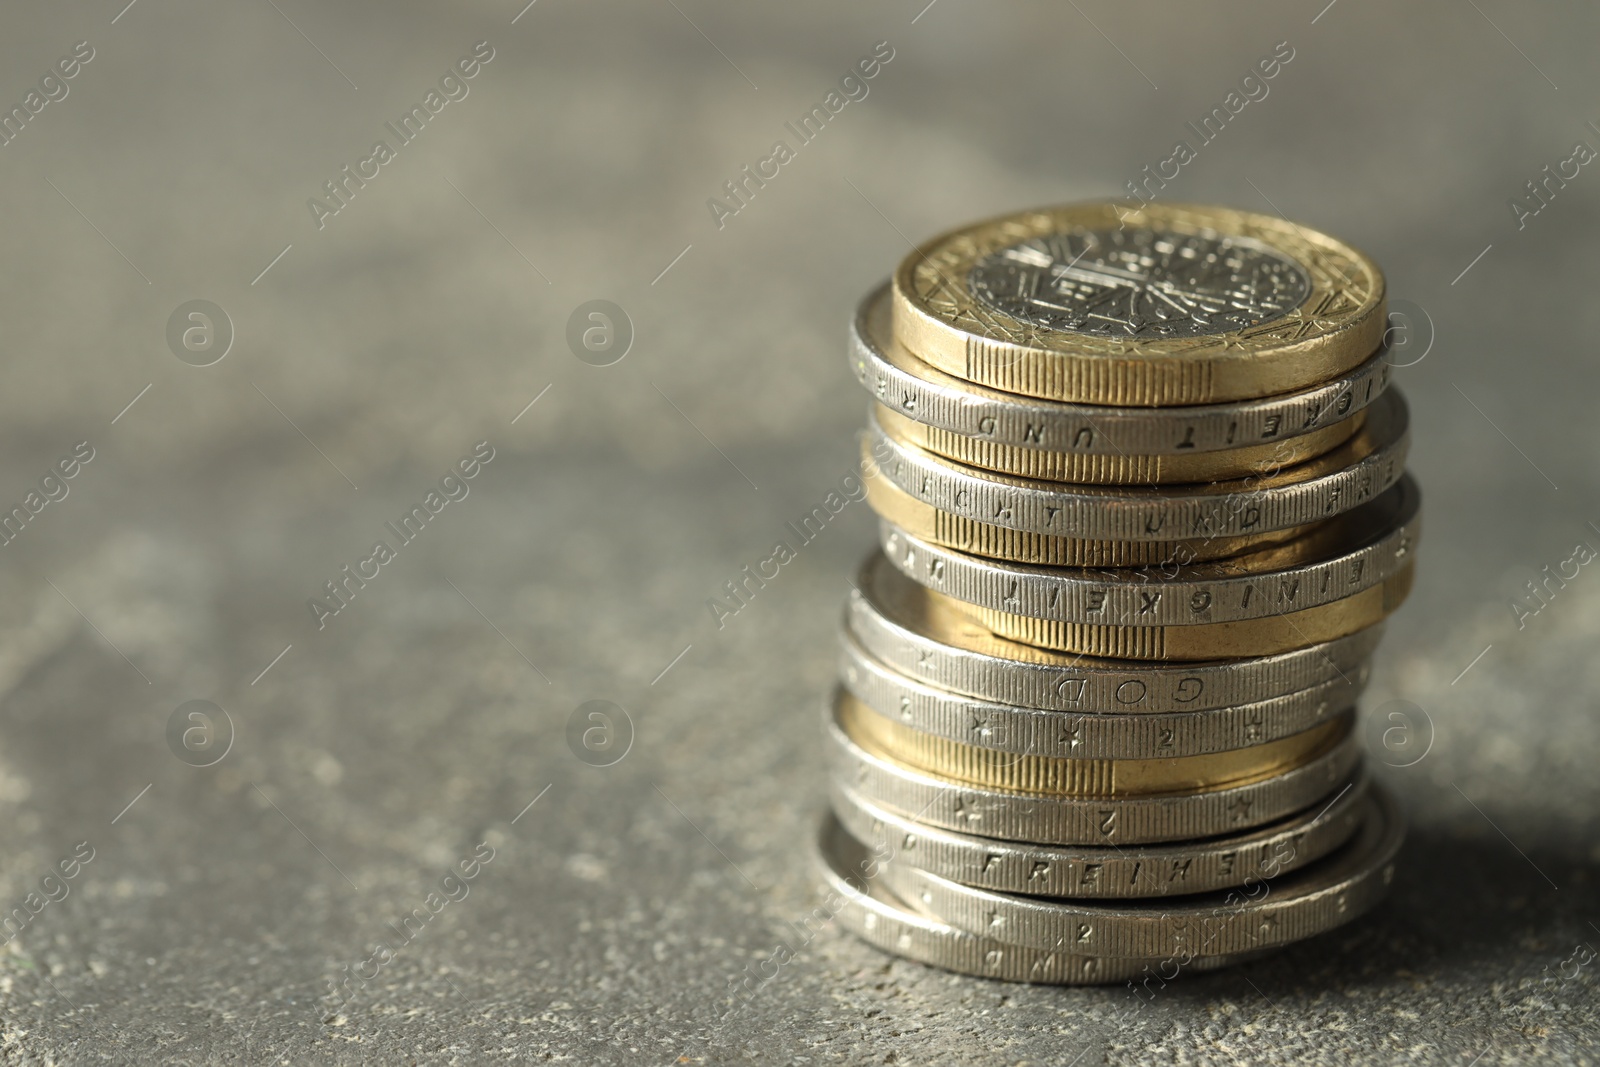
[817,202,1418,984]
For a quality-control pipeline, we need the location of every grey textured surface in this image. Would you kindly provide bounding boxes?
[0,1,1596,1063]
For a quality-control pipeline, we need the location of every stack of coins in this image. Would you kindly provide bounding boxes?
[817,202,1417,984]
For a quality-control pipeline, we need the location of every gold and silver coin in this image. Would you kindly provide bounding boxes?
[864,387,1410,543]
[864,474,1320,566]
[877,476,1420,628]
[825,693,1361,845]
[853,282,1394,460]
[844,553,1380,714]
[839,629,1365,759]
[820,201,1415,983]
[890,202,1386,405]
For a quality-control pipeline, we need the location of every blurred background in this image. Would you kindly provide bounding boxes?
[0,1,1595,1062]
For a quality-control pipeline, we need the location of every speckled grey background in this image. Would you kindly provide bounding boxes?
[0,1,1595,1063]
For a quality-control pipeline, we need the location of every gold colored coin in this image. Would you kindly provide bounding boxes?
[892,201,1386,405]
[838,690,1353,797]
[864,472,1318,567]
[874,403,1365,484]
[952,564,1414,661]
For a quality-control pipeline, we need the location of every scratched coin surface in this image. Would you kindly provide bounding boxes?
[891,201,1387,404]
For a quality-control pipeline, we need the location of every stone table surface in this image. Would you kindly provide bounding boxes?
[0,1,1595,1063]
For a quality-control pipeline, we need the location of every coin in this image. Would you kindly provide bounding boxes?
[877,784,1403,959]
[876,475,1420,627]
[876,401,1365,484]
[845,552,1381,714]
[865,475,1318,566]
[956,564,1413,661]
[829,773,1369,899]
[891,202,1386,404]
[825,696,1361,845]
[865,388,1409,542]
[814,813,1267,983]
[838,689,1352,796]
[839,630,1365,759]
[852,281,1394,457]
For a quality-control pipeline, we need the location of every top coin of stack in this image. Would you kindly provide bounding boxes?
[818,201,1416,985]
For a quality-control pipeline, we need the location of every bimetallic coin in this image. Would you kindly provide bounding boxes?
[838,630,1366,759]
[877,785,1404,959]
[852,281,1394,457]
[845,552,1382,714]
[837,690,1352,797]
[824,697,1362,845]
[865,388,1410,542]
[815,814,1267,984]
[876,401,1365,484]
[877,476,1421,627]
[865,474,1318,566]
[891,202,1386,405]
[829,774,1369,899]
[956,564,1414,661]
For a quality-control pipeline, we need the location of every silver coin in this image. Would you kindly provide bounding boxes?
[850,282,1392,455]
[845,553,1383,715]
[968,228,1311,340]
[839,629,1366,759]
[864,388,1409,542]
[876,475,1420,627]
[814,813,1267,984]
[825,699,1362,846]
[877,784,1404,959]
[829,773,1370,899]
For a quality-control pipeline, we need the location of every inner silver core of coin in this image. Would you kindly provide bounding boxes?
[967,228,1311,339]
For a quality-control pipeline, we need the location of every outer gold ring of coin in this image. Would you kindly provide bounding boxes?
[891,201,1386,405]
[848,551,1385,715]
[874,403,1366,485]
[863,472,1318,567]
[836,690,1353,797]
[951,564,1414,661]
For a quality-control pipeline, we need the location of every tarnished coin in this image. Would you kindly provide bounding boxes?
[829,774,1369,899]
[839,629,1365,759]
[877,475,1421,627]
[865,388,1409,542]
[852,281,1393,458]
[877,784,1404,959]
[837,688,1353,797]
[891,201,1386,405]
[815,814,1266,983]
[865,466,1320,567]
[824,696,1361,845]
